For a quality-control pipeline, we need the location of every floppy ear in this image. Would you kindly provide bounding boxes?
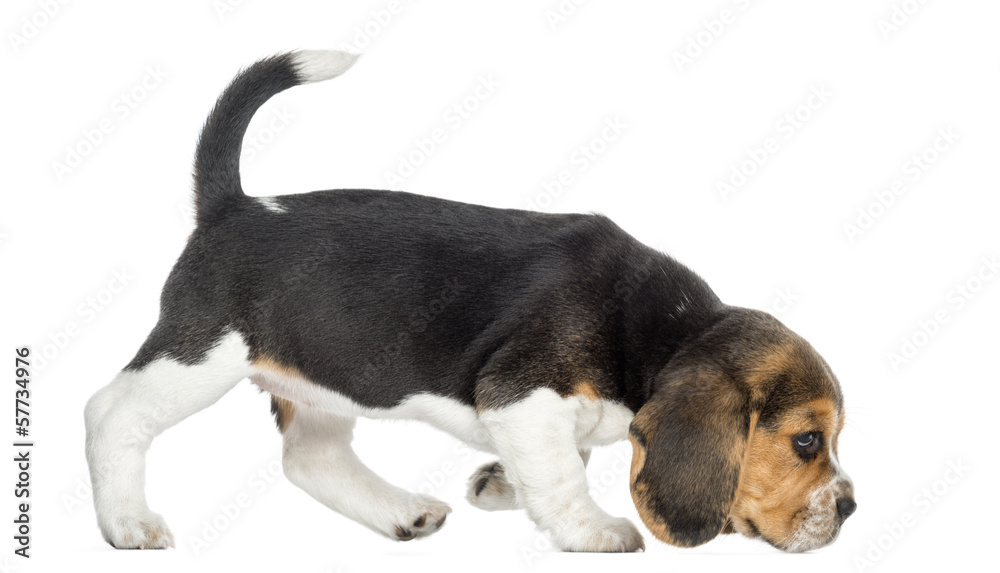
[628,364,752,547]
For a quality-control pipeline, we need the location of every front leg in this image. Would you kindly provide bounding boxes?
[466,449,590,512]
[478,388,644,552]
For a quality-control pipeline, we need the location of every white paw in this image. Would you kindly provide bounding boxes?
[553,516,644,553]
[99,510,175,549]
[390,494,452,541]
[466,461,519,511]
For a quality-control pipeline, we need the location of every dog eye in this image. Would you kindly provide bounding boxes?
[793,432,822,460]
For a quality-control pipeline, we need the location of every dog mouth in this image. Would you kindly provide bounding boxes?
[781,523,841,553]
[728,516,773,546]
[780,506,843,553]
[732,513,841,553]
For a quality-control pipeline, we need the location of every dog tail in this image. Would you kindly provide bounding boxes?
[192,50,360,225]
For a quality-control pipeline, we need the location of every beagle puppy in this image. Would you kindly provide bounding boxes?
[84,50,855,553]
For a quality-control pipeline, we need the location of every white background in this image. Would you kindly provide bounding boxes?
[3,1,998,572]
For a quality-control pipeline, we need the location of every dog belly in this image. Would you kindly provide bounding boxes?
[251,364,633,453]
[250,365,494,451]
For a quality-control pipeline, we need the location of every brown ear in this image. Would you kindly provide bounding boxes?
[628,364,751,547]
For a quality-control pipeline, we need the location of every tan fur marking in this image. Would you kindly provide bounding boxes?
[628,433,646,489]
[628,433,676,545]
[253,356,308,380]
[732,410,759,507]
[833,408,845,457]
[730,397,840,548]
[745,340,800,389]
[572,380,601,401]
[253,356,305,433]
[272,396,295,433]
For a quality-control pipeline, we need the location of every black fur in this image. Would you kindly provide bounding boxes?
[128,184,725,411]
[192,52,300,225]
[125,51,830,422]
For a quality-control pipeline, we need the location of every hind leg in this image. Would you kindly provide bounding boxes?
[277,399,451,541]
[84,331,252,548]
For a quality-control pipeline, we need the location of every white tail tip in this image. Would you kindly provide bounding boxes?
[292,50,361,84]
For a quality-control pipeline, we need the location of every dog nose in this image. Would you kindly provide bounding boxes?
[836,497,857,522]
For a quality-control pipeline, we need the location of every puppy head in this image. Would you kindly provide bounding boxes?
[628,308,854,552]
